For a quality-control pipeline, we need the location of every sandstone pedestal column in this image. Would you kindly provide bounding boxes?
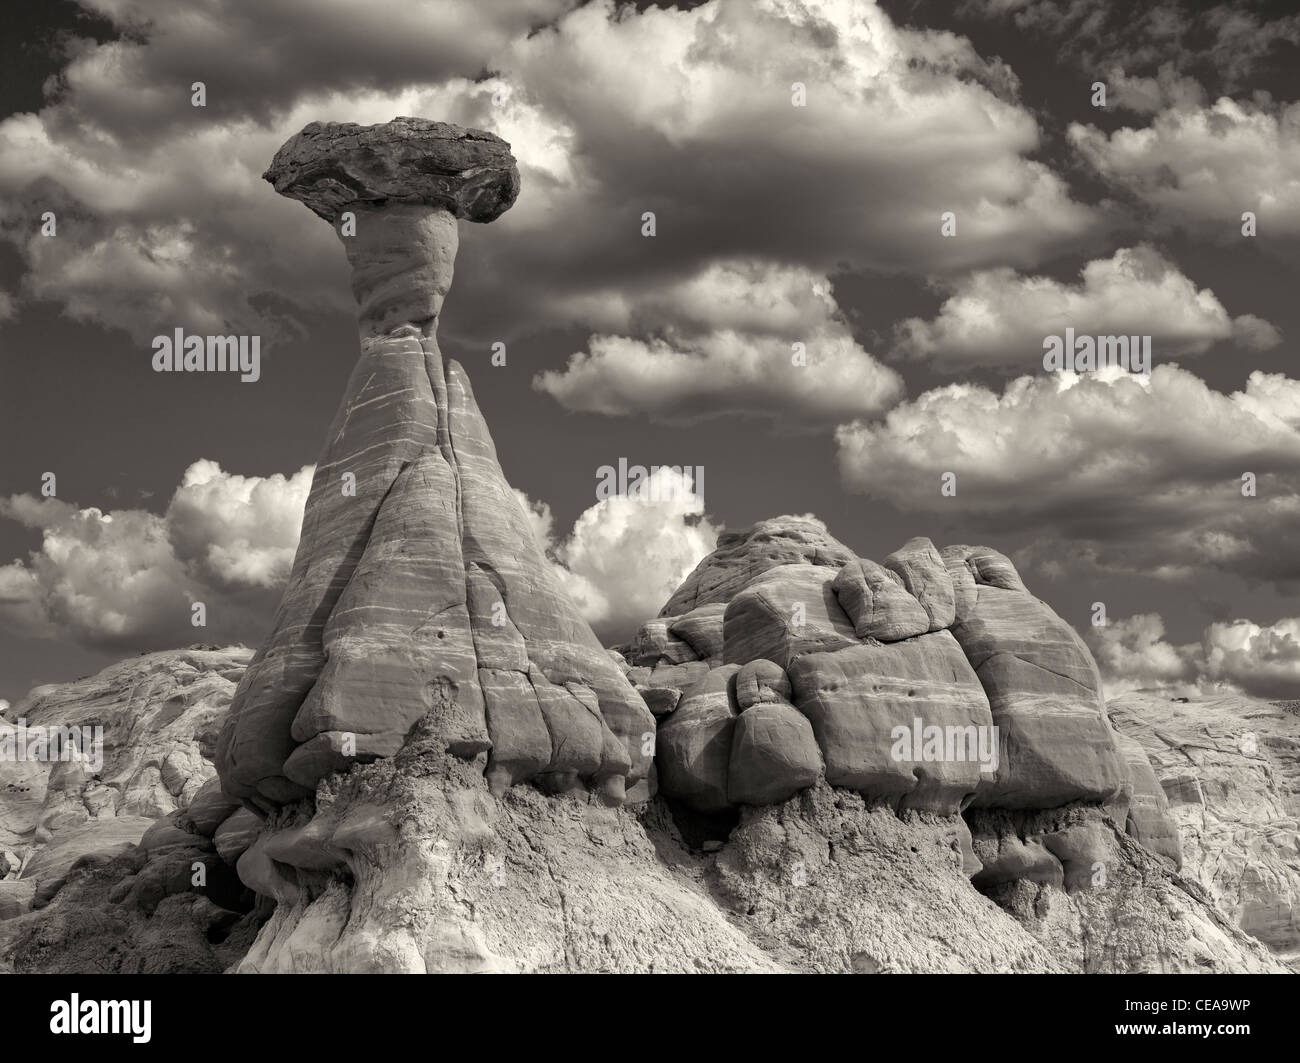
[216,118,654,810]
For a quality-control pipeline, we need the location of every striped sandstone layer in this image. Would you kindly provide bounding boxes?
[215,119,653,808]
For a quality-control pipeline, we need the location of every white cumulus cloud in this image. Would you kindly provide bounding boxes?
[836,364,1300,584]
[1089,612,1198,697]
[1070,97,1300,237]
[535,261,903,426]
[895,245,1280,372]
[1091,612,1300,700]
[166,458,312,587]
[515,468,721,641]
[0,460,312,651]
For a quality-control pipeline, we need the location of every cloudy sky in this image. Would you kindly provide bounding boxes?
[1,0,1298,704]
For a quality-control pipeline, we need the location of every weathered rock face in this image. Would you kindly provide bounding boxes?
[789,632,994,815]
[727,700,822,806]
[618,518,1284,971]
[1110,730,1182,867]
[231,733,1061,974]
[723,564,860,668]
[264,117,520,224]
[656,666,738,813]
[228,727,1279,974]
[0,648,251,905]
[966,804,1286,973]
[216,119,653,810]
[2,604,1284,974]
[1108,691,1300,961]
[629,519,1172,871]
[832,558,929,642]
[0,649,264,954]
[945,544,1124,810]
[660,516,855,617]
[639,522,1118,810]
[884,537,955,632]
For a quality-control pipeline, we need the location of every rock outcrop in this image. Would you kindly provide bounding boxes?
[215,118,653,810]
[630,520,1293,970]
[264,118,520,226]
[0,647,252,912]
[1108,690,1300,964]
[233,735,1063,974]
[789,631,993,814]
[945,544,1124,810]
[619,518,1281,970]
[0,648,265,970]
[5,117,1289,976]
[7,636,1281,975]
[967,803,1283,973]
[660,516,855,617]
[635,522,1137,832]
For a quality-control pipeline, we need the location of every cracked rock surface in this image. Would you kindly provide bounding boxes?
[1109,690,1300,962]
[264,117,520,224]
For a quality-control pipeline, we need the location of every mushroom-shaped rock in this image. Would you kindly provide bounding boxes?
[217,119,653,809]
[264,117,520,224]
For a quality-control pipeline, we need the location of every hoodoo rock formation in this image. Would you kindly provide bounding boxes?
[3,120,1290,974]
[215,118,653,810]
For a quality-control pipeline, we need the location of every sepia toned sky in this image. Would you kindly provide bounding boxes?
[1,0,1299,704]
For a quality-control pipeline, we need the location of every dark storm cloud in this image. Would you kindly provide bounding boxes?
[0,0,1107,425]
[963,0,1300,98]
